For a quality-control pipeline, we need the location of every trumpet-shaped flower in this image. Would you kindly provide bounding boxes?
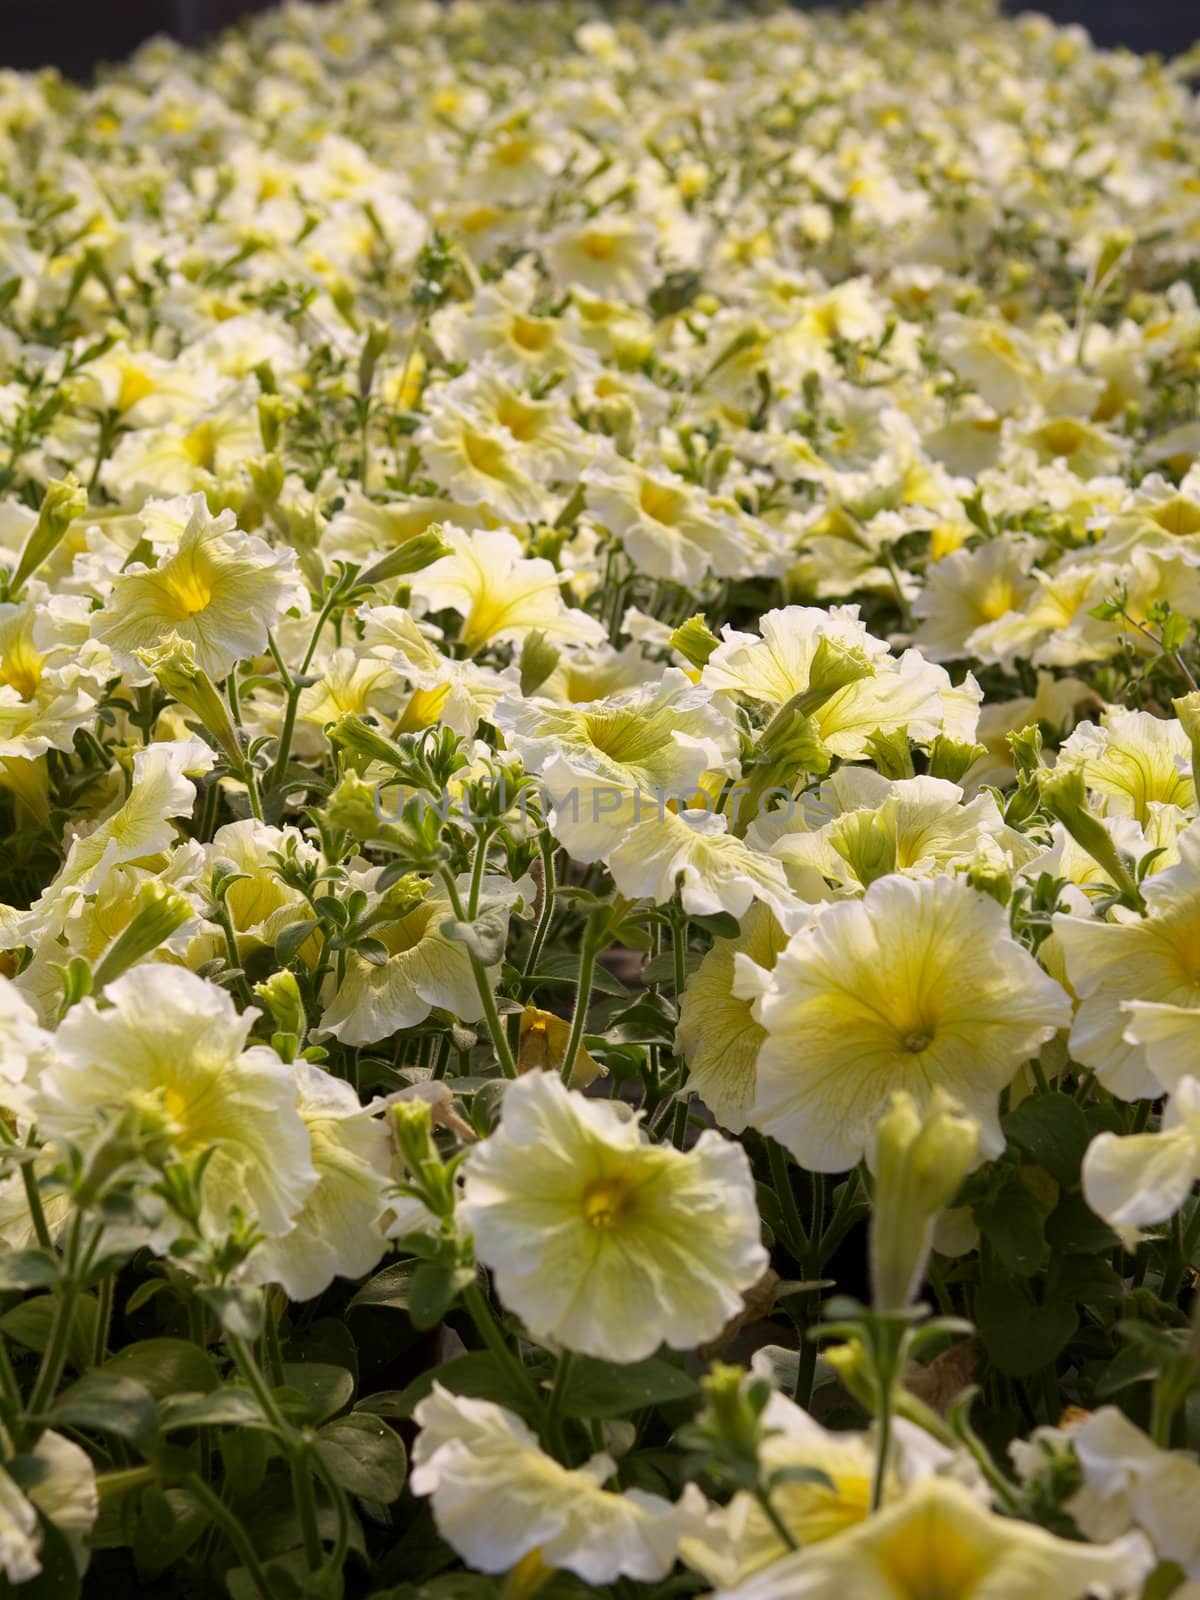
[608,808,803,928]
[319,876,498,1045]
[676,904,788,1133]
[1056,709,1195,824]
[246,1061,392,1301]
[38,966,317,1240]
[1081,1075,1200,1243]
[708,1476,1152,1600]
[92,494,305,680]
[495,667,739,858]
[460,1070,768,1362]
[409,525,604,653]
[701,606,955,759]
[584,455,750,586]
[1054,823,1200,1098]
[746,875,1071,1170]
[411,1385,695,1582]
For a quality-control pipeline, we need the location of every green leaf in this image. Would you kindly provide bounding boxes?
[49,1371,160,1455]
[132,1486,210,1579]
[196,1284,264,1341]
[1,1293,97,1367]
[1050,1253,1125,1311]
[279,1363,354,1425]
[276,918,320,965]
[104,1338,220,1400]
[393,1352,540,1422]
[1097,1341,1161,1396]
[530,953,629,996]
[0,1250,60,1291]
[561,1355,699,1419]
[1002,1092,1091,1187]
[601,993,678,1047]
[160,1386,269,1432]
[407,1263,470,1330]
[353,1390,412,1419]
[972,1169,1048,1277]
[317,1412,408,1503]
[975,1279,1078,1377]
[349,1259,420,1312]
[1045,1193,1121,1254]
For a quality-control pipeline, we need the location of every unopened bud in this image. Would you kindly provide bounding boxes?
[669,614,720,670]
[91,883,192,995]
[518,1005,606,1088]
[137,635,244,769]
[870,1089,979,1311]
[10,476,87,594]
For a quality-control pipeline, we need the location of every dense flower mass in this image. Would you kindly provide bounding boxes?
[0,0,1198,1593]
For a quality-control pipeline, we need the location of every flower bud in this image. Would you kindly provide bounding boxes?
[870,1089,979,1311]
[358,527,451,588]
[518,630,560,697]
[669,614,720,669]
[1038,765,1142,905]
[9,475,87,594]
[518,1005,606,1089]
[137,634,244,769]
[253,970,306,1041]
[91,882,193,994]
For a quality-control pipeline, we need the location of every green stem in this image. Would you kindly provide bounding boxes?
[767,1140,810,1262]
[868,1319,908,1512]
[463,1283,543,1418]
[440,871,517,1078]
[0,1336,26,1443]
[670,1092,691,1150]
[467,824,494,919]
[754,1485,798,1552]
[226,1332,289,1435]
[313,1447,352,1581]
[183,1474,274,1600]
[522,829,557,980]
[29,1212,89,1418]
[672,909,688,997]
[17,1134,50,1251]
[544,1349,573,1460]
[560,910,605,1086]
[291,1448,323,1572]
[817,1168,861,1265]
[264,1299,286,1389]
[229,1329,325,1572]
[92,1272,114,1366]
[871,1381,894,1512]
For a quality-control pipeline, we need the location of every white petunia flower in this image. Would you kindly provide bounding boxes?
[460,1070,768,1363]
[411,1384,695,1581]
[747,874,1071,1170]
[39,966,317,1242]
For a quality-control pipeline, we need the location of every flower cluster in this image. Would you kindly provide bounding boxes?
[0,0,1195,1595]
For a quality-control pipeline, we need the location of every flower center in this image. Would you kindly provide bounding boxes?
[164,562,215,618]
[581,231,618,261]
[582,1175,633,1230]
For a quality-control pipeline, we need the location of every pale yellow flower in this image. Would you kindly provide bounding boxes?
[460,1070,768,1362]
[412,1385,695,1581]
[747,874,1070,1170]
[709,1476,1152,1600]
[92,493,305,680]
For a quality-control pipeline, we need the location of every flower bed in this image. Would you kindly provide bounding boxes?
[0,0,1197,1594]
